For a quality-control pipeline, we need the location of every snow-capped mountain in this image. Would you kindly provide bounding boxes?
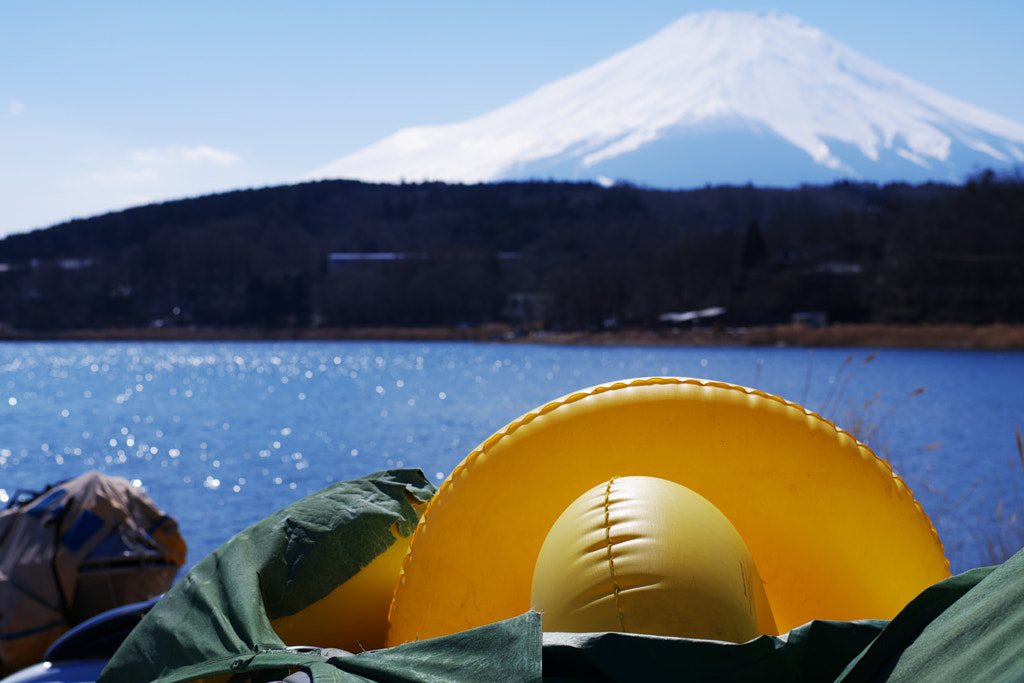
[305,10,1024,188]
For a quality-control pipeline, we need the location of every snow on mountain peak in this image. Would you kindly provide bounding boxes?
[305,10,1024,187]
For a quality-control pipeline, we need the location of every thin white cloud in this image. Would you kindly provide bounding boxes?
[182,145,241,166]
[9,101,24,115]
[84,144,242,189]
[128,149,165,164]
[46,143,249,231]
[87,167,161,186]
[130,145,242,167]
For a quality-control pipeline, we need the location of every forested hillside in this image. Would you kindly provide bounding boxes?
[0,172,1020,333]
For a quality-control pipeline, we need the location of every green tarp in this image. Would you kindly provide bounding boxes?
[99,470,1024,682]
[98,469,437,683]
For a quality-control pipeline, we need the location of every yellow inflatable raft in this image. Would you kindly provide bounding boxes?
[386,377,951,645]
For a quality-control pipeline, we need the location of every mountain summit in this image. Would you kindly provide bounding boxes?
[306,10,1024,188]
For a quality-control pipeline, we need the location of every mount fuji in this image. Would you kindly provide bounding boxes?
[305,10,1024,188]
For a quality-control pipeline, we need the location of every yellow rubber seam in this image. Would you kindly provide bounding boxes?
[602,477,626,632]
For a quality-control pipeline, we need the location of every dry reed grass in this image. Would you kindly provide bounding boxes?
[979,424,1024,565]
[815,353,1024,569]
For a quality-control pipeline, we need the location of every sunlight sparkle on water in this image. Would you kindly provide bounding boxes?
[0,341,1019,575]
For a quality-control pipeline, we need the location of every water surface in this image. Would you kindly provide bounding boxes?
[1,341,1020,574]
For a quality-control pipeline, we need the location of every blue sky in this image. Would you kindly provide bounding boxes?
[3,1,1023,239]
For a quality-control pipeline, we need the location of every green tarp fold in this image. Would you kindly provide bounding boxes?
[99,469,436,683]
[109,613,542,683]
[99,470,1024,682]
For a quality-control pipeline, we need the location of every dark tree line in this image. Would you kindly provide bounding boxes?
[0,172,1020,333]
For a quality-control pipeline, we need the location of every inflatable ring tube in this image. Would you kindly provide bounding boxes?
[270,528,414,653]
[386,377,950,645]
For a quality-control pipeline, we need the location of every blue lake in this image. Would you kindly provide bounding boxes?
[0,341,1021,575]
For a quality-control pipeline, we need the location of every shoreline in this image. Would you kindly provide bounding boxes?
[3,322,1024,350]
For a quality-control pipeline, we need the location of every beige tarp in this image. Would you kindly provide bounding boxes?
[0,470,185,675]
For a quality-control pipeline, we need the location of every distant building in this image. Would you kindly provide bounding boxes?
[808,261,862,276]
[327,251,520,271]
[25,257,95,271]
[792,311,827,328]
[327,252,426,271]
[657,307,726,325]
